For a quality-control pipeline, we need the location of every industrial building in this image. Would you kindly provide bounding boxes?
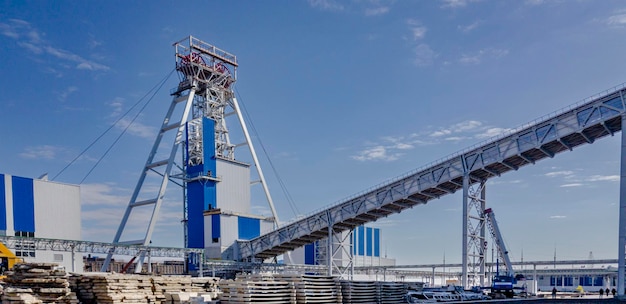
[0,173,83,272]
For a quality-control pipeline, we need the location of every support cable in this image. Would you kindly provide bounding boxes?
[235,89,301,217]
[79,69,175,184]
[52,69,175,182]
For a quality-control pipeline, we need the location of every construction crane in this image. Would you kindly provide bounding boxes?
[484,208,516,298]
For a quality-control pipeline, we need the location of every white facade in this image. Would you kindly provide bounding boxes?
[1,174,83,272]
[216,159,251,214]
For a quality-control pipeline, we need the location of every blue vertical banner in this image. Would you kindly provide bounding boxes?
[366,227,373,257]
[12,176,34,232]
[0,174,5,230]
[358,226,364,256]
[305,243,315,265]
[211,214,220,240]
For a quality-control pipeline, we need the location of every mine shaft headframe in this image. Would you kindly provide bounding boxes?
[173,36,238,89]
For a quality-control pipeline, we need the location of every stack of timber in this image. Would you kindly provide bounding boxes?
[338,281,377,304]
[69,273,221,304]
[153,276,220,303]
[1,263,78,304]
[219,273,296,304]
[276,274,341,304]
[375,282,406,304]
[69,273,156,304]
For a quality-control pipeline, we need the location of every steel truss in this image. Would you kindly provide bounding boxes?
[314,228,353,279]
[0,236,203,257]
[462,178,486,288]
[239,84,626,285]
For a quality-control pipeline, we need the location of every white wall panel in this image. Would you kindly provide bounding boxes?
[33,180,81,240]
[3,175,14,236]
[216,160,250,214]
[220,215,238,248]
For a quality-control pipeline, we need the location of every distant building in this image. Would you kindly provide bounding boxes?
[290,225,396,267]
[0,173,83,272]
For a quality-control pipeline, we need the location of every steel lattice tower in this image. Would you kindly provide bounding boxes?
[101,36,279,272]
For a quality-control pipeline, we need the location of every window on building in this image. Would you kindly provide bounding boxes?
[53,254,63,262]
[14,231,35,258]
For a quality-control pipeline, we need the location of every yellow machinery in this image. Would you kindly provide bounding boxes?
[0,242,22,277]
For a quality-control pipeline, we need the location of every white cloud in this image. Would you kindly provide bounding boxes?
[394,142,414,150]
[430,130,452,137]
[108,97,125,118]
[587,175,619,182]
[549,215,566,219]
[444,136,469,141]
[80,183,129,206]
[308,0,344,12]
[411,27,427,40]
[459,48,509,65]
[17,41,43,54]
[413,44,437,66]
[475,127,512,139]
[19,145,63,160]
[352,145,401,162]
[351,120,511,162]
[365,6,389,16]
[406,19,427,40]
[545,170,574,177]
[440,0,478,9]
[607,13,626,27]
[0,19,110,72]
[458,21,481,33]
[456,120,482,131]
[430,120,482,137]
[560,183,583,188]
[58,86,78,102]
[116,118,156,139]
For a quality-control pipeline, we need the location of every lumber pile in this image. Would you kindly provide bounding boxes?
[153,276,220,303]
[219,273,296,304]
[276,274,341,304]
[68,272,221,304]
[1,263,78,304]
[338,281,376,304]
[69,272,156,304]
[375,281,406,304]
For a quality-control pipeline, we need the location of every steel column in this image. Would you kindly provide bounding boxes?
[618,113,626,297]
[462,174,469,288]
[328,224,333,276]
[480,184,486,287]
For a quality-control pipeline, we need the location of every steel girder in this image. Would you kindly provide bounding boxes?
[0,236,203,258]
[239,85,626,260]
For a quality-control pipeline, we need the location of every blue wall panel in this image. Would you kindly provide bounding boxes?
[0,174,5,230]
[187,182,205,248]
[238,217,260,240]
[374,228,380,257]
[358,226,364,256]
[366,227,373,257]
[12,176,34,232]
[211,214,220,239]
[186,117,218,248]
[304,243,315,265]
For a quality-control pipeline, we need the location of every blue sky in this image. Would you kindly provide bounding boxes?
[1,0,626,265]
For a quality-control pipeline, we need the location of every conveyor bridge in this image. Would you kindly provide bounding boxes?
[238,84,626,260]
